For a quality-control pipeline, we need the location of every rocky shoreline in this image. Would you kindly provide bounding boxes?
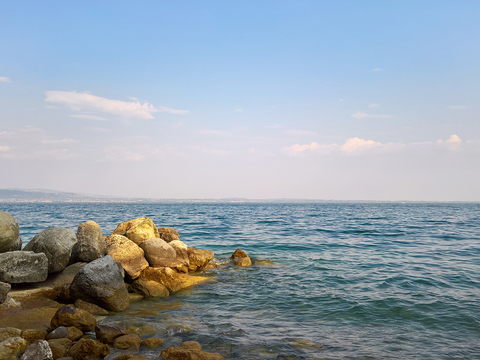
[0,210,257,360]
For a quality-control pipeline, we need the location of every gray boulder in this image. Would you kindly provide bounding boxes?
[0,251,48,283]
[0,281,11,304]
[69,255,130,312]
[8,236,22,251]
[0,211,19,253]
[139,238,177,267]
[21,339,53,360]
[71,221,106,263]
[23,228,76,273]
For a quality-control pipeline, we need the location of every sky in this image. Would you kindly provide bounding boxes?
[0,1,479,201]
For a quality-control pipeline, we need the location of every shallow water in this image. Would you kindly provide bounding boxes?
[2,202,480,359]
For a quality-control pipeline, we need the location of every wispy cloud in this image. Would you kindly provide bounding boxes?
[447,105,468,110]
[368,103,379,108]
[372,68,384,72]
[234,108,244,112]
[45,91,190,119]
[351,111,392,119]
[70,114,109,121]
[0,77,11,83]
[0,146,10,152]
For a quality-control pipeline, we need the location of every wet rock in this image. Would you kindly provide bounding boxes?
[7,236,22,252]
[47,338,72,359]
[138,238,177,268]
[46,326,69,340]
[129,279,169,298]
[113,334,142,349]
[50,306,97,332]
[104,235,148,279]
[157,227,180,243]
[95,322,127,344]
[23,228,77,274]
[0,251,49,283]
[140,337,163,348]
[69,256,130,312]
[21,329,48,344]
[0,327,22,342]
[161,343,226,360]
[187,248,214,271]
[74,299,109,316]
[0,281,11,304]
[126,325,156,336]
[288,338,323,349]
[181,341,202,351]
[139,267,211,293]
[254,259,276,266]
[0,211,19,253]
[165,324,194,335]
[65,327,83,342]
[70,222,106,263]
[0,336,28,359]
[111,217,159,246]
[20,339,53,360]
[104,346,139,360]
[231,249,252,267]
[67,338,109,360]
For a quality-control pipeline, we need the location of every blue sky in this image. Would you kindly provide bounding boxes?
[1,1,479,200]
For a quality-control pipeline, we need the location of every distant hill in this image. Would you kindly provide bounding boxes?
[0,188,110,202]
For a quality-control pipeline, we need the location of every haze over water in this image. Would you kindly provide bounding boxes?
[3,202,480,359]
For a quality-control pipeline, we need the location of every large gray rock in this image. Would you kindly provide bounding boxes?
[71,221,106,263]
[20,339,53,360]
[0,281,11,304]
[139,238,177,268]
[23,228,76,273]
[69,255,130,312]
[0,251,48,283]
[8,236,22,251]
[0,211,19,253]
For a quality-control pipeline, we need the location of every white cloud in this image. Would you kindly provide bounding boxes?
[351,111,392,119]
[372,68,384,72]
[281,142,338,156]
[437,134,462,150]
[368,103,379,108]
[341,137,382,153]
[0,77,11,83]
[447,105,468,110]
[0,146,10,152]
[70,114,109,121]
[45,91,190,119]
[41,138,78,144]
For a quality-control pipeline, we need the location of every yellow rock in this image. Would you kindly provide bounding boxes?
[105,234,149,279]
[139,267,211,293]
[112,217,159,245]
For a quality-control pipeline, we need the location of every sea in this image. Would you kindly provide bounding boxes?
[1,202,480,359]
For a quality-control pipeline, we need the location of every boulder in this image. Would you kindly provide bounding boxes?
[0,336,28,359]
[113,334,142,349]
[67,338,109,360]
[47,338,72,359]
[21,329,48,345]
[46,326,69,340]
[187,248,214,271]
[0,327,22,342]
[139,267,211,293]
[8,236,22,251]
[169,240,190,273]
[69,256,130,312]
[50,306,97,332]
[65,327,83,342]
[21,339,53,360]
[0,211,19,253]
[111,217,159,245]
[95,322,127,344]
[140,337,164,348]
[231,249,252,267]
[74,299,109,316]
[0,251,48,283]
[157,227,180,243]
[70,221,106,263]
[129,279,169,298]
[23,228,76,273]
[0,281,11,304]
[138,238,178,267]
[104,235,148,279]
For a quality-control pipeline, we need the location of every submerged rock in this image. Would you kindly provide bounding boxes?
[69,256,130,312]
[105,235,148,279]
[0,251,49,283]
[71,221,106,263]
[157,227,180,243]
[95,322,127,344]
[139,267,211,293]
[161,341,225,360]
[112,217,159,245]
[113,334,142,349]
[0,211,19,254]
[129,279,169,298]
[23,228,77,274]
[140,337,163,348]
[231,248,252,267]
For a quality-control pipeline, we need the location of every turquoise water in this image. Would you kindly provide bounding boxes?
[2,202,480,359]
